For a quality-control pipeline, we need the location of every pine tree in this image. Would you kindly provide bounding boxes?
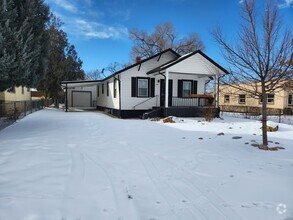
[0,0,50,91]
[66,44,85,81]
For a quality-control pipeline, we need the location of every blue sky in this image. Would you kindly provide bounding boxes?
[45,0,292,74]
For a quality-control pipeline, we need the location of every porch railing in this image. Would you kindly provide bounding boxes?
[171,96,213,107]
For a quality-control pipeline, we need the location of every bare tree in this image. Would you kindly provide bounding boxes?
[106,62,122,74]
[129,22,205,59]
[212,0,292,147]
[85,69,103,80]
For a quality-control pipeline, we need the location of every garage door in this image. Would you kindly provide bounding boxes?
[72,91,92,107]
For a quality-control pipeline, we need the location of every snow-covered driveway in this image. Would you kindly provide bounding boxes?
[0,108,292,220]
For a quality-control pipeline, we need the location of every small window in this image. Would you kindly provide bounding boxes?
[8,87,15,93]
[289,94,293,105]
[107,82,109,96]
[27,87,30,92]
[114,79,117,98]
[97,85,99,97]
[239,95,246,104]
[182,81,192,97]
[267,94,274,103]
[224,95,230,103]
[138,78,148,97]
[21,86,24,94]
[259,94,274,104]
[102,84,104,94]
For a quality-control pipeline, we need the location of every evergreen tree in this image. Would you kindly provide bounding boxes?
[0,0,50,91]
[66,44,85,81]
[39,14,85,108]
[0,0,19,91]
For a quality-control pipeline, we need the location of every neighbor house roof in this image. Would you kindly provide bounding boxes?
[146,50,229,75]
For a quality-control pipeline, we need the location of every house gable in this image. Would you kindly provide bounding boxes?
[147,50,228,76]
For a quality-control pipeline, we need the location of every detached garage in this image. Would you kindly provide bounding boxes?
[72,91,92,107]
[62,80,100,110]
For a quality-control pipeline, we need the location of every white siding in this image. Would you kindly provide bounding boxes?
[168,53,226,75]
[120,52,176,110]
[96,77,120,109]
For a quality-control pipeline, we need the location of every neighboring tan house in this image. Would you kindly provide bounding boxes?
[62,49,228,118]
[0,86,32,116]
[0,86,31,102]
[219,81,293,113]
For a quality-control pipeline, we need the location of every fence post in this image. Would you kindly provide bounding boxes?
[245,106,248,119]
[13,102,16,121]
[24,101,27,116]
[279,109,281,123]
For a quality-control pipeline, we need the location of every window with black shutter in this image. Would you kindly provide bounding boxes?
[178,80,183,97]
[131,77,155,98]
[114,79,117,98]
[131,77,137,97]
[178,80,198,97]
[107,82,109,96]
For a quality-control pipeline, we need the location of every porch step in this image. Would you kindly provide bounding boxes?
[142,107,163,119]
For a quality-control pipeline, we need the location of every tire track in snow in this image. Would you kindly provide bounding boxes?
[150,152,243,220]
[125,142,243,220]
[82,151,140,220]
[121,141,207,220]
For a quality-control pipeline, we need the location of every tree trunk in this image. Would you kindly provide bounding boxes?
[261,84,268,146]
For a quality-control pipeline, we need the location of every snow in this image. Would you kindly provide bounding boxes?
[0,109,292,220]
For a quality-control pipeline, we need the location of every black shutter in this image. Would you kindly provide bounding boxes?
[131,77,137,97]
[192,81,198,94]
[178,80,183,97]
[150,78,155,97]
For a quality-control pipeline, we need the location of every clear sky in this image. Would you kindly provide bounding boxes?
[45,0,292,74]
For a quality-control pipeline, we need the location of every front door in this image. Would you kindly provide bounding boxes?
[160,79,173,107]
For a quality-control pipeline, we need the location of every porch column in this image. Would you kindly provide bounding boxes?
[65,83,68,112]
[165,70,169,108]
[215,73,219,108]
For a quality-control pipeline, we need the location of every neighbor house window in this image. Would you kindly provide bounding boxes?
[239,95,246,104]
[288,94,293,105]
[138,78,148,97]
[182,81,192,97]
[102,84,104,94]
[8,87,15,93]
[267,94,274,103]
[224,95,230,103]
[259,94,274,104]
[114,79,117,98]
[21,86,24,94]
[27,87,30,92]
[107,82,109,96]
[97,85,99,97]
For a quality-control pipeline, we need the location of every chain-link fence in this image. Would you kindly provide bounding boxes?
[220,105,293,124]
[0,100,44,131]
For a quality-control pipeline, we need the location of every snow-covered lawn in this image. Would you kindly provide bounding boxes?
[0,109,292,220]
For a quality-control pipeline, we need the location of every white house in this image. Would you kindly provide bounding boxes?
[62,49,228,118]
